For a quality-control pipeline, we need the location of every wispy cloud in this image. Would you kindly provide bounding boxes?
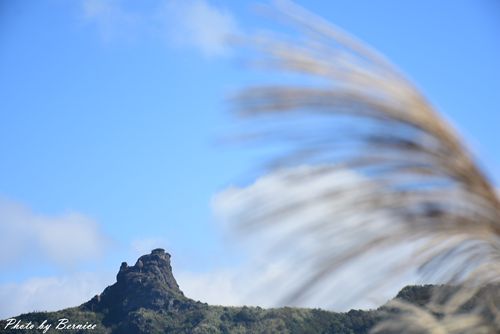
[0,272,113,319]
[82,0,140,41]
[162,0,238,57]
[0,197,109,268]
[81,0,238,57]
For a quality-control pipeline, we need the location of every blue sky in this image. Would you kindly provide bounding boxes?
[0,0,499,318]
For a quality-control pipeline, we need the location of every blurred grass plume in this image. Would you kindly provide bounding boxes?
[230,1,500,332]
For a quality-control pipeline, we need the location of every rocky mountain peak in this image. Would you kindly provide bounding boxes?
[116,248,182,295]
[82,249,192,318]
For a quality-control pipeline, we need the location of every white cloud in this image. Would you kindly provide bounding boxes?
[176,257,416,311]
[162,0,238,57]
[176,262,294,308]
[0,272,113,319]
[81,0,238,57]
[176,269,244,306]
[0,197,108,268]
[82,0,140,41]
[207,166,422,311]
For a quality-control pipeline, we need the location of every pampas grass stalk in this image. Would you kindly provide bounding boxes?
[232,1,500,332]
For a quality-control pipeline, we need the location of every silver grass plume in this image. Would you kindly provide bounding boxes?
[230,1,500,332]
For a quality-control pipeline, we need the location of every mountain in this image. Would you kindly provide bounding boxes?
[0,249,496,334]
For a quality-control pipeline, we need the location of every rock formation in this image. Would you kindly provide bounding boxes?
[82,248,193,321]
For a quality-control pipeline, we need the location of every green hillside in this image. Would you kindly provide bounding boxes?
[1,249,496,334]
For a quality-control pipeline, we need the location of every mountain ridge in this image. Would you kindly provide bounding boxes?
[1,249,496,333]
